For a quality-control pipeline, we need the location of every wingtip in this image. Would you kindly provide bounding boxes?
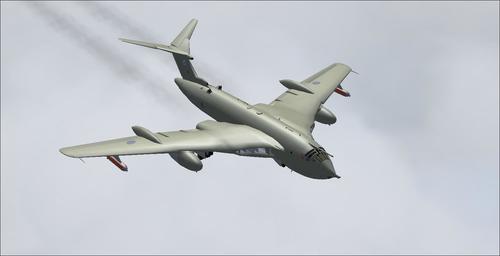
[119,38,135,44]
[59,146,80,158]
[59,147,73,157]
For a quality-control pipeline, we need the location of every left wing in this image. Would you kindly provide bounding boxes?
[60,120,283,158]
[257,63,353,135]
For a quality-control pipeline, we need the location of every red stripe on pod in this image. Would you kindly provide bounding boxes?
[106,156,128,171]
[334,87,351,97]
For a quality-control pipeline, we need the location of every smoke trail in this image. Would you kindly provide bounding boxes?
[26,2,184,108]
[77,2,240,92]
[76,2,177,71]
[77,2,156,41]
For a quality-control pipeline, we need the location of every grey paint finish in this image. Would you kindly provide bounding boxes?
[2,2,498,254]
[132,125,162,144]
[60,19,353,179]
[60,120,283,157]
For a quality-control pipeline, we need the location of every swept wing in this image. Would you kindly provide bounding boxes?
[259,63,353,135]
[60,120,283,158]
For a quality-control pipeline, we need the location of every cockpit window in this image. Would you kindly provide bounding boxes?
[304,146,329,162]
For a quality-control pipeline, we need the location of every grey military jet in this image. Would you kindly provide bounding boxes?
[60,19,355,179]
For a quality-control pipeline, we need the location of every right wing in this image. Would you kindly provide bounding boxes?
[60,120,283,158]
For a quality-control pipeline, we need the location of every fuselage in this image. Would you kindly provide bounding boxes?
[175,78,339,179]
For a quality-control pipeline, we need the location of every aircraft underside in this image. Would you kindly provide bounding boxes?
[59,18,353,180]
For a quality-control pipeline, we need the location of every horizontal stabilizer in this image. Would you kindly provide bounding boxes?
[119,38,193,59]
[119,19,208,85]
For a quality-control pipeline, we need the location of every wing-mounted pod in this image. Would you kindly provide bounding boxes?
[170,151,203,172]
[132,126,162,144]
[315,105,337,125]
[279,79,314,94]
[131,125,205,171]
[334,85,351,97]
[106,155,128,172]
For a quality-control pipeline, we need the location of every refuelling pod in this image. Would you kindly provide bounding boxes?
[315,105,337,125]
[106,155,128,172]
[170,151,203,172]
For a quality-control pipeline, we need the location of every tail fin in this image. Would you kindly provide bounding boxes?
[171,19,197,54]
[120,19,208,86]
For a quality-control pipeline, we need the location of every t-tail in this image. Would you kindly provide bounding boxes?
[119,18,208,86]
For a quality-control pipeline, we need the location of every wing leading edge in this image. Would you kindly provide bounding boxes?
[60,120,283,158]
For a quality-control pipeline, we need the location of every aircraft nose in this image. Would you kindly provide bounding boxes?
[322,160,341,179]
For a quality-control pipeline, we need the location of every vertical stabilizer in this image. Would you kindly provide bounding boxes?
[171,19,198,54]
[120,18,208,86]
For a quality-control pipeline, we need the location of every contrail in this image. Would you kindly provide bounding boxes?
[77,2,157,41]
[76,1,178,71]
[77,2,239,91]
[26,2,184,108]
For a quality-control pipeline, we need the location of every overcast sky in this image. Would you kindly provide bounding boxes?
[1,1,498,255]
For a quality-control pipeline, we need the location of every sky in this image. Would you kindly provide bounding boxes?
[1,1,499,255]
